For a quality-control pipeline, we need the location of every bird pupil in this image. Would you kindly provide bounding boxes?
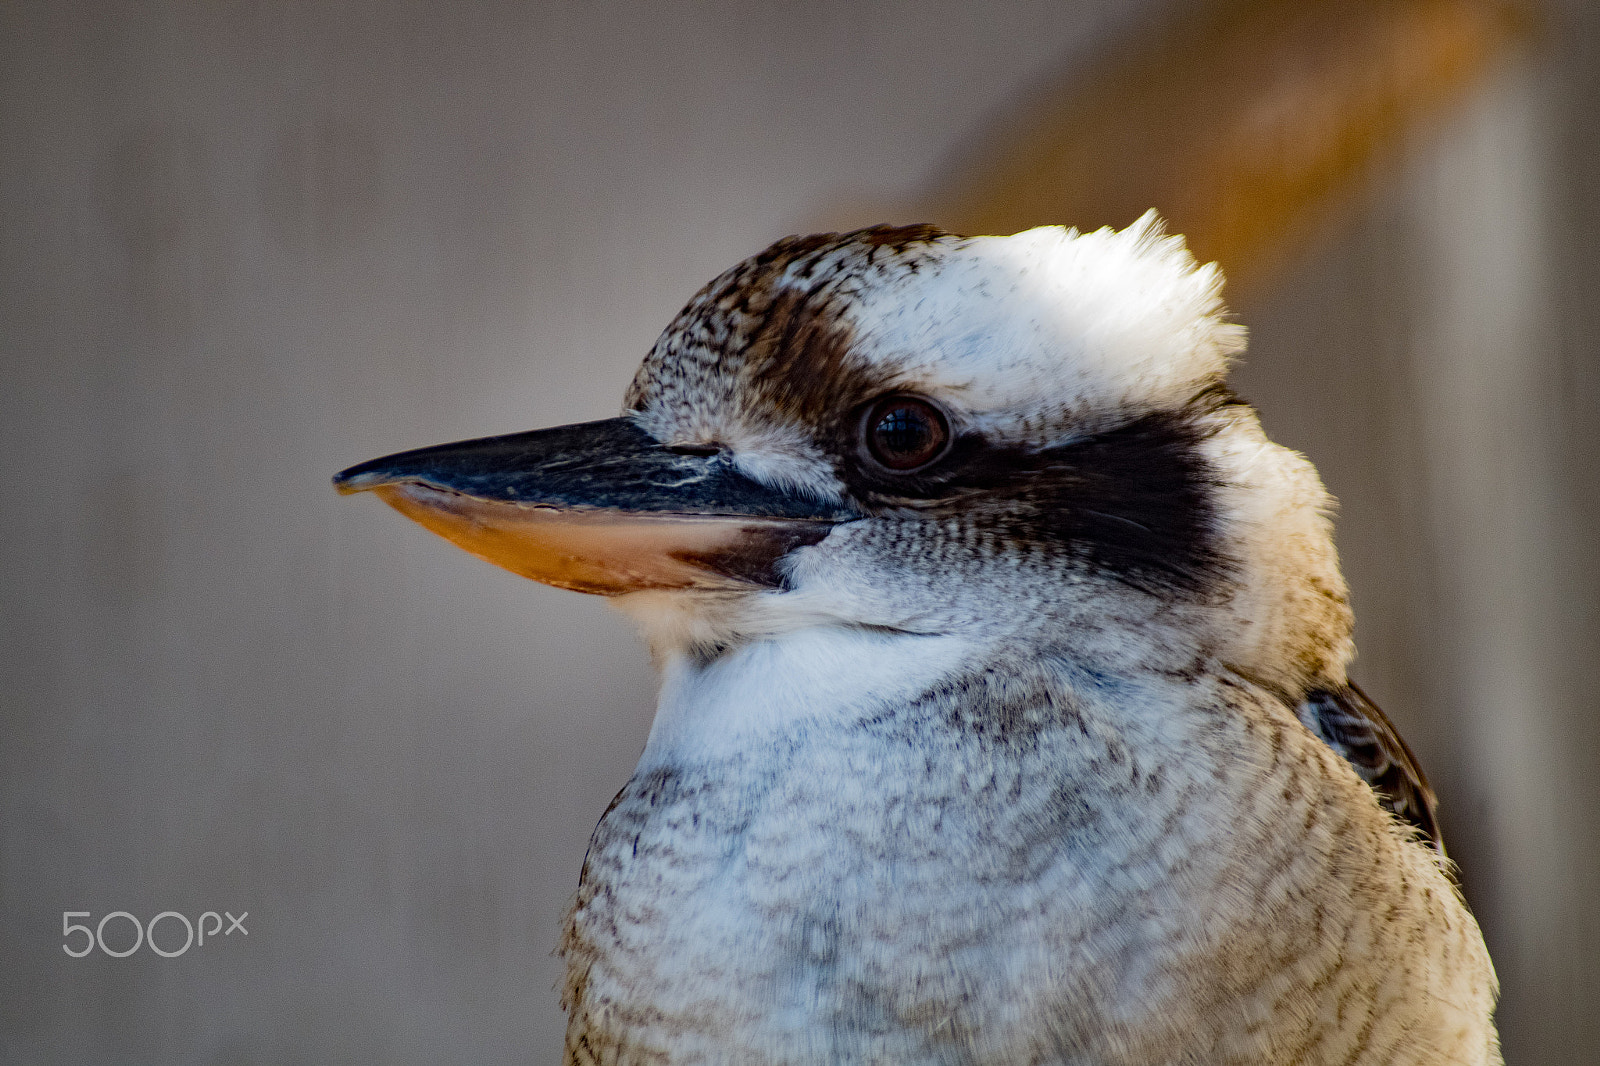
[863,395,948,470]
[878,407,930,456]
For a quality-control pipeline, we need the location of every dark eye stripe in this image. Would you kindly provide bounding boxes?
[839,388,1243,598]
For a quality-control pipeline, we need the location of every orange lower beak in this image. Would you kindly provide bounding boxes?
[367,482,833,595]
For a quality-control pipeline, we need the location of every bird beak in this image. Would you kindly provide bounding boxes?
[333,417,855,596]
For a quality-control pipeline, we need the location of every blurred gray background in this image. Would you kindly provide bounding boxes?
[2,2,1596,1063]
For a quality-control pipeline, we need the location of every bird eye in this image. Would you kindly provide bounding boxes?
[862,395,950,471]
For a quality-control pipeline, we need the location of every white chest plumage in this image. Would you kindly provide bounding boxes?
[560,633,1498,1066]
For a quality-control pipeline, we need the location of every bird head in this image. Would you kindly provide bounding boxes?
[336,214,1352,697]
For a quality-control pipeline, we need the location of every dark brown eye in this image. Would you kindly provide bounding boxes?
[863,395,950,471]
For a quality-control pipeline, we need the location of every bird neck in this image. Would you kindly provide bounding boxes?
[637,624,972,771]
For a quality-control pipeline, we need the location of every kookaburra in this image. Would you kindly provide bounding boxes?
[336,215,1500,1065]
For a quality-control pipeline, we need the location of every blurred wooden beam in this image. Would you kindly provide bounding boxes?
[924,0,1532,296]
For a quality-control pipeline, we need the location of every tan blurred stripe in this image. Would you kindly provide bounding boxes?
[926,0,1531,293]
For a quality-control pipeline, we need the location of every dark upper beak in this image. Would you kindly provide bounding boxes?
[334,417,855,595]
